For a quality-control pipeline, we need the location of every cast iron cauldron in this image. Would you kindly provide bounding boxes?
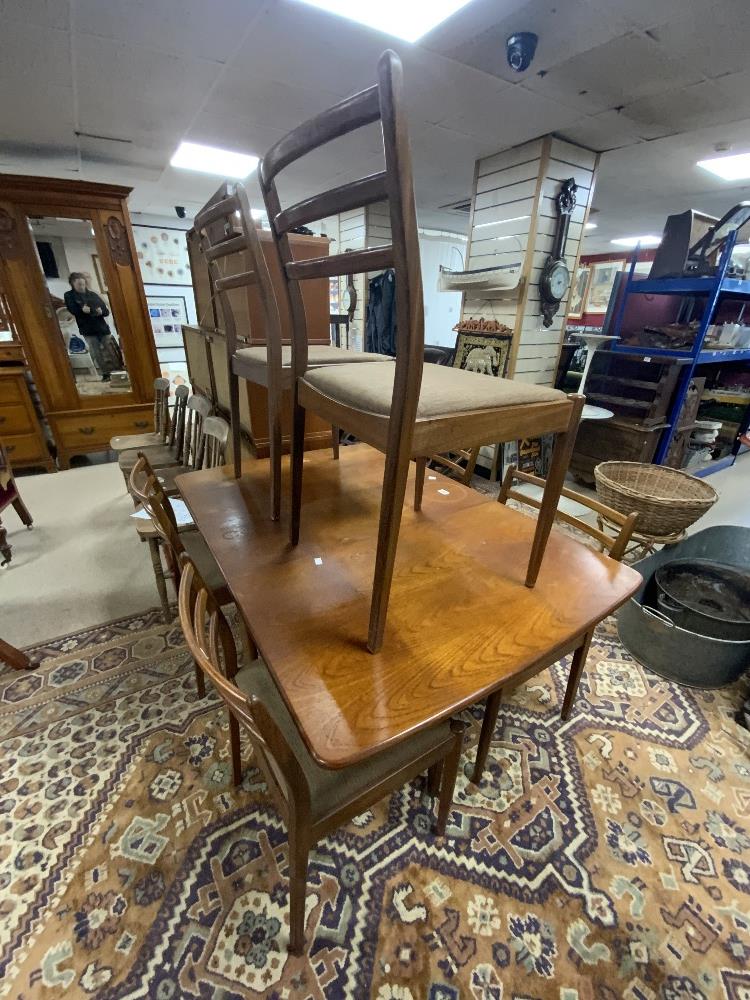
[655,558,750,641]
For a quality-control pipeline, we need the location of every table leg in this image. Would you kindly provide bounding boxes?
[0,637,32,670]
[561,629,594,720]
[472,688,503,784]
[148,537,171,623]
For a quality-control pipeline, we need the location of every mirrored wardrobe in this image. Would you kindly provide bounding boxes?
[0,176,159,468]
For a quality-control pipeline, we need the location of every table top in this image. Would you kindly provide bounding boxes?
[178,446,641,768]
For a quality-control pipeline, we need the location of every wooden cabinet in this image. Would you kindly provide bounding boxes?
[0,370,54,471]
[185,227,333,456]
[0,175,159,469]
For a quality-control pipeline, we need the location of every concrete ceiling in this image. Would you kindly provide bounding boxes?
[1,0,749,250]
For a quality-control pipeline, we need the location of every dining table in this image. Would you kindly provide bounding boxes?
[177,445,641,777]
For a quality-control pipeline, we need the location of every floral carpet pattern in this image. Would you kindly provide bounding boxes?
[1,608,750,999]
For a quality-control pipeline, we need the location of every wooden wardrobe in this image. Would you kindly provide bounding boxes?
[0,175,159,468]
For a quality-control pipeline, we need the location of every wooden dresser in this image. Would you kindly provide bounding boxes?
[0,365,54,471]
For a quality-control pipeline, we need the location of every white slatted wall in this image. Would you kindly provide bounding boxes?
[463,136,598,385]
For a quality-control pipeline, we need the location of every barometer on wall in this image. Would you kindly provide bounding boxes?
[539,177,577,328]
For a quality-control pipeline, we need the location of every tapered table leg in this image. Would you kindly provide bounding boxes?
[471,688,503,784]
[561,629,594,720]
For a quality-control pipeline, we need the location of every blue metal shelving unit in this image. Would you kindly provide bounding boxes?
[610,232,750,472]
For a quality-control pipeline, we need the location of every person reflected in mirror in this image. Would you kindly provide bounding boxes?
[63,272,124,382]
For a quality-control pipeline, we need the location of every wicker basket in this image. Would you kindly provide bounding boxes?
[594,461,718,536]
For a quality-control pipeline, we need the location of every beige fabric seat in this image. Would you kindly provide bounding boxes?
[234,344,392,374]
[235,657,453,822]
[302,361,566,420]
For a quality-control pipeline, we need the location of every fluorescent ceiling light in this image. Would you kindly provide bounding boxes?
[697,152,750,181]
[611,234,661,248]
[292,0,475,42]
[585,222,597,230]
[474,214,529,230]
[170,141,258,179]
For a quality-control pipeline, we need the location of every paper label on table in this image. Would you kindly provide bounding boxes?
[428,475,437,480]
[130,500,193,527]
[314,557,323,566]
[438,488,450,495]
[130,508,152,520]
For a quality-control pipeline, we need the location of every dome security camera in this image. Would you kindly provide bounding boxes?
[175,206,186,219]
[506,32,538,73]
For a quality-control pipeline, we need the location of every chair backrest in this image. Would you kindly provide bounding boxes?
[201,415,229,469]
[193,182,284,400]
[183,392,212,469]
[498,465,638,562]
[153,377,171,441]
[166,383,190,455]
[177,555,310,819]
[129,453,184,562]
[259,49,423,448]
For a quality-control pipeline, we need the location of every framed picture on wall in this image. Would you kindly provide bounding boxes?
[587,260,625,314]
[133,225,191,285]
[146,294,189,349]
[567,265,591,318]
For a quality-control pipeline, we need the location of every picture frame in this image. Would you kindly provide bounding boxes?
[92,254,107,293]
[146,294,189,348]
[133,225,191,286]
[587,260,625,314]
[567,265,591,319]
[452,330,512,378]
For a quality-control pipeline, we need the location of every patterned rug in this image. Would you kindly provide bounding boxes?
[2,607,750,1000]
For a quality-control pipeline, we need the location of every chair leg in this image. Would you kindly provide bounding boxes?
[287,828,309,955]
[0,637,32,670]
[525,395,584,588]
[427,761,442,796]
[331,425,340,460]
[436,721,466,835]
[268,387,283,522]
[561,630,593,720]
[194,659,206,698]
[147,538,171,623]
[229,368,242,480]
[462,446,480,485]
[11,495,33,528]
[368,447,413,653]
[413,456,426,512]
[472,688,503,784]
[289,386,306,546]
[229,712,242,784]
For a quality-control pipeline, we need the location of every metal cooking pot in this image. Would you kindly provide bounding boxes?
[655,558,750,641]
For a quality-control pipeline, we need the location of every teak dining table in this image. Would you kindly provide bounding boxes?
[177,445,641,773]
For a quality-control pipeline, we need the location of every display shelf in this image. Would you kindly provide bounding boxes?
[610,231,750,465]
[627,276,750,297]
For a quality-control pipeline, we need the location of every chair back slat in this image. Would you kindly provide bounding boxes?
[275,171,388,235]
[204,234,248,261]
[129,453,184,560]
[498,465,638,561]
[177,557,311,817]
[260,85,380,184]
[286,246,394,281]
[194,195,239,232]
[214,269,257,292]
[201,415,229,469]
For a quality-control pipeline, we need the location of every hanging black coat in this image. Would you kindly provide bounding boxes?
[365,269,397,356]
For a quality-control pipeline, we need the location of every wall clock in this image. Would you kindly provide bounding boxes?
[539,177,577,328]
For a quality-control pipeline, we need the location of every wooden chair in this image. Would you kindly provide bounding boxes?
[470,465,639,783]
[110,376,171,453]
[118,384,191,480]
[149,394,215,496]
[128,453,255,669]
[0,441,32,567]
[177,553,466,954]
[193,181,392,520]
[258,49,584,652]
[155,411,229,496]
